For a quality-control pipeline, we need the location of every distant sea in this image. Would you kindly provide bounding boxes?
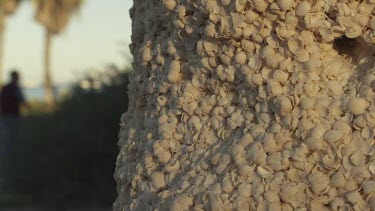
[24,85,71,100]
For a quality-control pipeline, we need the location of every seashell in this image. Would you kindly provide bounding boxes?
[309,171,330,194]
[343,179,359,192]
[163,0,177,11]
[304,12,323,29]
[251,180,265,199]
[248,56,262,71]
[238,183,252,197]
[221,0,231,6]
[311,125,327,138]
[350,151,365,166]
[322,154,340,171]
[173,19,185,29]
[345,24,363,39]
[208,56,219,68]
[358,2,374,16]
[204,23,216,38]
[353,116,367,129]
[342,155,355,171]
[285,14,298,29]
[245,10,259,24]
[218,65,236,82]
[286,169,300,183]
[369,196,375,210]
[369,162,375,175]
[300,98,315,110]
[250,124,266,140]
[280,203,293,211]
[301,30,314,45]
[361,126,374,139]
[277,0,293,11]
[369,18,375,30]
[248,142,267,165]
[238,165,253,178]
[260,45,274,60]
[234,51,247,65]
[291,144,308,162]
[150,171,166,190]
[168,60,182,84]
[276,24,295,40]
[287,37,303,54]
[142,47,153,62]
[317,26,334,42]
[177,5,186,18]
[279,182,299,203]
[203,40,218,54]
[332,121,352,136]
[304,137,323,151]
[264,190,280,203]
[256,165,274,178]
[222,177,233,193]
[252,33,264,44]
[233,196,251,210]
[269,123,282,134]
[346,191,365,205]
[330,197,346,210]
[253,0,269,12]
[165,159,181,172]
[269,2,280,10]
[262,135,277,153]
[240,66,252,76]
[323,129,343,144]
[330,172,345,188]
[295,1,311,16]
[347,98,368,115]
[155,147,172,164]
[170,194,193,210]
[219,54,232,66]
[241,40,255,54]
[203,174,217,188]
[294,48,310,63]
[357,15,370,28]
[328,81,343,95]
[280,97,293,115]
[267,152,289,171]
[188,185,201,196]
[230,144,245,157]
[234,0,246,12]
[273,69,289,82]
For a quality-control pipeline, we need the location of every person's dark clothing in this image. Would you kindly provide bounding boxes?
[0,82,24,157]
[0,83,25,117]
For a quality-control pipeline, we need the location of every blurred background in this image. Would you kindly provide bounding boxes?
[0,0,132,210]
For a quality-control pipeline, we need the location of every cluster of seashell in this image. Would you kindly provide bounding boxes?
[114,0,375,210]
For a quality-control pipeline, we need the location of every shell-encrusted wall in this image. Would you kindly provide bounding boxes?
[114,0,375,210]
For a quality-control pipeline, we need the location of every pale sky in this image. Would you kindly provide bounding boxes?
[3,0,133,87]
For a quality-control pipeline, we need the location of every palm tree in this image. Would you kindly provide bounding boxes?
[32,0,83,106]
[0,0,21,86]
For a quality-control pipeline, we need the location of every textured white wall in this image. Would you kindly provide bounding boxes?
[115,0,375,210]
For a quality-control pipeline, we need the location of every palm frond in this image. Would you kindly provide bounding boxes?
[33,0,84,34]
[0,0,21,16]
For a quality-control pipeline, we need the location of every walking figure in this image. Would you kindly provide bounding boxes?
[0,70,26,150]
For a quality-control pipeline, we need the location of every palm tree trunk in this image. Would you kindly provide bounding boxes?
[0,13,6,87]
[44,29,54,106]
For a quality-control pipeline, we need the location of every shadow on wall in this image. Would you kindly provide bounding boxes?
[0,64,131,211]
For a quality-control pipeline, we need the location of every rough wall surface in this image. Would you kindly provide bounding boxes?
[114,0,375,210]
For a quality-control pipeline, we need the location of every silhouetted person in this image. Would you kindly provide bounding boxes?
[0,71,26,151]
